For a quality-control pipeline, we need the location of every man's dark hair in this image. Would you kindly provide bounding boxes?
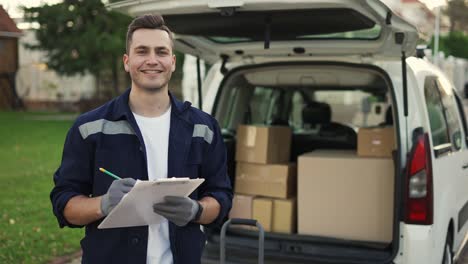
[126,14,174,53]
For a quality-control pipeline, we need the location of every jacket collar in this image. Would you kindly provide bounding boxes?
[111,88,192,122]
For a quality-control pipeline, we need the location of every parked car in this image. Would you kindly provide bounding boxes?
[111,1,468,263]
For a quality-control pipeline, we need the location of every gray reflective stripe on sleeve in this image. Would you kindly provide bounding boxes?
[78,119,135,139]
[193,124,213,144]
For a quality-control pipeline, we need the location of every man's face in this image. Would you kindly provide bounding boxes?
[123,29,176,92]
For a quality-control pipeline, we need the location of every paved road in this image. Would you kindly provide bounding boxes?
[64,241,468,264]
[460,247,468,263]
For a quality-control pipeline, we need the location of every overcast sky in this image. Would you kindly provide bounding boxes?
[0,0,448,18]
[0,0,62,18]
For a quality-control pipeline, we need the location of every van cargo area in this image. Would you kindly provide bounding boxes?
[203,63,401,264]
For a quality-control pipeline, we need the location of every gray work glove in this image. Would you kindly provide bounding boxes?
[100,178,136,216]
[153,196,202,227]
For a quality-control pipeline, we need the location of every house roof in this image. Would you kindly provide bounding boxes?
[0,5,22,37]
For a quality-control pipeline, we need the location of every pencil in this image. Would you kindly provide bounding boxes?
[99,167,122,180]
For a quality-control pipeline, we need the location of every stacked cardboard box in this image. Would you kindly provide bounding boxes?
[229,125,296,233]
[235,162,296,198]
[298,150,394,242]
[357,126,395,158]
[235,125,292,164]
[252,197,296,233]
[297,126,396,243]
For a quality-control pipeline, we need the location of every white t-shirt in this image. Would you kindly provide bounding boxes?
[133,106,173,264]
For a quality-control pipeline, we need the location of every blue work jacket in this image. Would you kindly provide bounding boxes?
[50,89,233,264]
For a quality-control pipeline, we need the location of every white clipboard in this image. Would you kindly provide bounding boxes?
[98,177,205,229]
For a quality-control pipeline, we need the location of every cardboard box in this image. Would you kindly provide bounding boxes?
[235,162,296,198]
[253,198,273,232]
[229,194,254,220]
[229,194,255,230]
[252,197,296,234]
[273,198,296,234]
[358,126,395,158]
[236,125,292,164]
[298,150,394,243]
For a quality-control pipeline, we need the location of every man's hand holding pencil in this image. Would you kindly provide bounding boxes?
[99,168,136,216]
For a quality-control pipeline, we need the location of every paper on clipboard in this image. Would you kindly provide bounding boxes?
[98,177,204,229]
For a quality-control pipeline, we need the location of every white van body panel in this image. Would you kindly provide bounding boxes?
[394,224,434,264]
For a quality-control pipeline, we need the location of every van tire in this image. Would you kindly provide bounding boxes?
[442,231,453,264]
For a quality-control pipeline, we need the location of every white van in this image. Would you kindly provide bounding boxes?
[111,1,468,263]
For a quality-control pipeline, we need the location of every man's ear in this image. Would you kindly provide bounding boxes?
[171,54,176,73]
[123,54,129,72]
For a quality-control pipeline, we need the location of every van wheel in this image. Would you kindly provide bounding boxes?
[442,232,453,264]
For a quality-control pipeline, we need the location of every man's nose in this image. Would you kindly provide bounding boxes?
[146,52,159,64]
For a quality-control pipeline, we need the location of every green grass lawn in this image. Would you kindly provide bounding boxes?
[0,111,83,264]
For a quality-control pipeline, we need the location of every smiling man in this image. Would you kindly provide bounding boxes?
[50,14,233,264]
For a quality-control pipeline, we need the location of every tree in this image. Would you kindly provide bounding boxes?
[430,31,468,60]
[22,0,132,96]
[445,0,468,33]
[429,0,468,59]
[440,31,468,59]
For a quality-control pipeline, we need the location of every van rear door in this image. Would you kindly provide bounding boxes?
[109,0,418,63]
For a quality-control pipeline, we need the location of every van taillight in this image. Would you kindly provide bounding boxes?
[404,133,433,225]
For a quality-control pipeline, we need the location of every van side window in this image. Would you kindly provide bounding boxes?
[250,87,275,125]
[290,91,306,130]
[314,90,386,127]
[424,76,450,148]
[436,78,463,150]
[221,86,240,129]
[454,93,468,148]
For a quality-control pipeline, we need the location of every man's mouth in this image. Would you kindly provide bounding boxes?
[141,70,163,74]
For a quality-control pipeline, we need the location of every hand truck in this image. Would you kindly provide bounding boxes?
[220,218,265,264]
